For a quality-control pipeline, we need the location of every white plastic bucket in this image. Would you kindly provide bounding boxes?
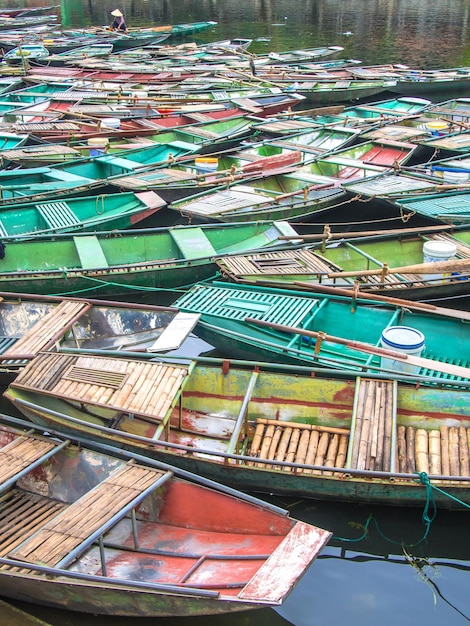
[380,326,425,374]
[442,169,470,184]
[87,137,109,157]
[422,240,457,282]
[101,117,121,129]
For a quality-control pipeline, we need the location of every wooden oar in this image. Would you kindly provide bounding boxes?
[327,258,470,278]
[277,223,457,240]
[244,317,470,380]
[291,281,470,321]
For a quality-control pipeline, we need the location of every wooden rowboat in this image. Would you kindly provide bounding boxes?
[214,224,470,300]
[0,221,299,296]
[0,190,166,237]
[0,291,200,381]
[174,281,470,384]
[5,352,470,509]
[0,415,330,616]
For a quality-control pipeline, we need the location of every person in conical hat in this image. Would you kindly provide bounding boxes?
[110,9,127,31]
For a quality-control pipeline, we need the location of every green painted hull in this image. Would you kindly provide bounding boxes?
[0,222,298,296]
[7,357,470,509]
[215,225,470,300]
[0,191,164,237]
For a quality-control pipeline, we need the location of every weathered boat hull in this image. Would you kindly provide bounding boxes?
[6,356,470,509]
[0,416,330,616]
[0,222,298,296]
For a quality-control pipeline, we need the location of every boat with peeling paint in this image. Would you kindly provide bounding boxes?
[0,414,330,616]
[5,352,470,508]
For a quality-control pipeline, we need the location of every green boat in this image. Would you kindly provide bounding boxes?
[167,138,417,223]
[214,223,470,300]
[0,221,298,296]
[0,190,166,238]
[5,352,470,508]
[174,281,470,384]
[0,141,197,205]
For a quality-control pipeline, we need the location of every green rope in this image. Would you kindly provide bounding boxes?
[333,472,470,548]
[47,272,220,297]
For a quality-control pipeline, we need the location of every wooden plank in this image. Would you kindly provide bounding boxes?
[147,312,200,352]
[170,227,217,259]
[239,521,331,602]
[0,437,58,486]
[73,235,109,269]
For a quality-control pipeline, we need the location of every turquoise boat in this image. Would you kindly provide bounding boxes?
[174,281,470,384]
[5,352,470,509]
[0,221,298,296]
[4,44,50,65]
[214,223,470,300]
[0,190,166,238]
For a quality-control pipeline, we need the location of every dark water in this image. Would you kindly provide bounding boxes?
[1,0,470,624]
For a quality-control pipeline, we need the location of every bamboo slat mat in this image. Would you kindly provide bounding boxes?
[0,436,57,486]
[9,464,166,567]
[4,300,91,358]
[349,378,395,472]
[0,490,66,567]
[217,249,339,278]
[248,418,349,474]
[397,424,470,478]
[13,352,188,420]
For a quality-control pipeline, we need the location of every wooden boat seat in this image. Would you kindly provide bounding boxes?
[13,352,188,430]
[184,112,214,123]
[37,201,81,230]
[347,377,397,472]
[230,98,263,114]
[0,433,68,492]
[170,227,217,259]
[147,312,200,352]
[0,490,67,563]
[1,300,91,359]
[248,418,350,472]
[9,463,172,568]
[73,235,109,269]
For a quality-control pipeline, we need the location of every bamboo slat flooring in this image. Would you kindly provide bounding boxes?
[13,352,188,421]
[397,424,470,479]
[349,378,395,472]
[0,490,66,569]
[10,463,167,567]
[0,435,57,486]
[248,418,349,473]
[217,249,339,278]
[4,300,91,357]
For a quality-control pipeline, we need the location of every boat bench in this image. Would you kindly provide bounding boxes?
[170,227,217,259]
[73,235,109,269]
[1,300,91,359]
[9,463,172,568]
[36,201,81,230]
[346,377,397,472]
[0,433,69,493]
